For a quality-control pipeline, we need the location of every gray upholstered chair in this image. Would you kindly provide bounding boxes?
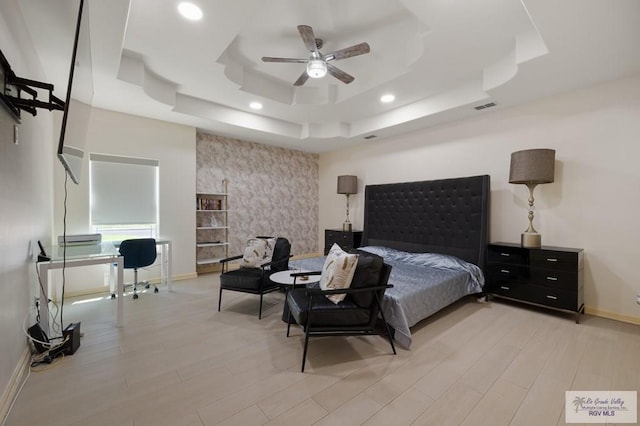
[218,237,291,319]
[285,253,395,372]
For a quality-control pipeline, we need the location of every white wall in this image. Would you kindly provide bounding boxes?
[319,73,640,324]
[0,0,55,416]
[51,107,197,295]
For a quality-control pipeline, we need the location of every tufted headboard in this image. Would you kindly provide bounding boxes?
[361,175,490,268]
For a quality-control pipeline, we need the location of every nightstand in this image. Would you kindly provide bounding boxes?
[324,229,363,255]
[485,242,584,323]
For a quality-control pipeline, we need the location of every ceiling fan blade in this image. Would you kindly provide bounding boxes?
[297,25,319,53]
[262,57,307,63]
[324,42,371,61]
[293,71,309,86]
[327,63,354,84]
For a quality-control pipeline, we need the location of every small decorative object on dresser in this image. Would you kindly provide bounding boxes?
[509,148,555,248]
[485,242,584,323]
[324,229,362,255]
[337,175,358,231]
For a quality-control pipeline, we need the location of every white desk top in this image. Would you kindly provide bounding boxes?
[42,239,171,262]
[44,242,119,262]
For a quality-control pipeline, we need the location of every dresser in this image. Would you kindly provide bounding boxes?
[324,229,363,255]
[485,242,584,323]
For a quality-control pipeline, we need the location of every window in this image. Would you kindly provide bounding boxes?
[90,153,159,242]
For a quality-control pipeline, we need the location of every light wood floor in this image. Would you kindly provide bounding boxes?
[6,274,640,426]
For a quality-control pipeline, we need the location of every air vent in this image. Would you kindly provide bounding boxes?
[474,102,497,110]
[364,134,377,140]
[474,102,497,111]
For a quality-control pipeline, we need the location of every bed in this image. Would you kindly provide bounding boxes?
[291,174,490,348]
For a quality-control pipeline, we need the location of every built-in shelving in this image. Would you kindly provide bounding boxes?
[196,179,229,273]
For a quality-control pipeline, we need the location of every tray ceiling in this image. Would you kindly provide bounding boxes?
[16,0,640,152]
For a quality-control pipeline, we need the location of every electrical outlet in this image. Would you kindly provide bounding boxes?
[636,294,640,305]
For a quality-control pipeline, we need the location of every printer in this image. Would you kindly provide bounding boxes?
[57,233,102,246]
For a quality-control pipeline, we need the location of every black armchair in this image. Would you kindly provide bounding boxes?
[218,237,291,319]
[285,254,396,372]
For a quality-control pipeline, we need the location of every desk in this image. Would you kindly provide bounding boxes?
[38,243,123,333]
[37,239,172,333]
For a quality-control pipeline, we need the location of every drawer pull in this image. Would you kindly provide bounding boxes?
[546,258,558,262]
[500,253,510,257]
[500,286,510,290]
[546,276,558,281]
[546,295,558,300]
[500,269,510,274]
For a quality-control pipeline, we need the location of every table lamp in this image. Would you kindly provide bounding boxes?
[509,149,555,248]
[337,175,357,232]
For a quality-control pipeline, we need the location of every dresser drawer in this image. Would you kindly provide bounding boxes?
[486,264,529,283]
[493,283,578,311]
[528,285,579,311]
[488,245,527,265]
[490,280,532,300]
[326,230,350,243]
[530,268,579,291]
[530,249,579,271]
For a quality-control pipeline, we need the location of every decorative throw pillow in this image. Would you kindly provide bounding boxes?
[319,243,359,304]
[242,237,276,268]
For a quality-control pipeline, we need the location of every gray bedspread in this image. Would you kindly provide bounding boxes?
[289,246,484,349]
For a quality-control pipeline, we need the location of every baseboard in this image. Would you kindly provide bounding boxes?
[0,347,30,424]
[169,272,198,281]
[196,263,223,274]
[585,306,640,326]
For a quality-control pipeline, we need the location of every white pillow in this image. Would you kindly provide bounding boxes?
[319,243,359,304]
[242,237,276,268]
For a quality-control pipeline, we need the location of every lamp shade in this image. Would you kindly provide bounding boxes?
[337,175,357,194]
[509,149,555,184]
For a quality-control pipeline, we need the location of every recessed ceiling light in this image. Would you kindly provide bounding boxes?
[177,2,203,21]
[380,94,395,103]
[249,102,263,110]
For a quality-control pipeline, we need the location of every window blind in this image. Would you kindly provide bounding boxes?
[90,153,159,226]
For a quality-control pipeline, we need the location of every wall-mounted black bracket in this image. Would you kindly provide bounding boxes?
[0,48,65,122]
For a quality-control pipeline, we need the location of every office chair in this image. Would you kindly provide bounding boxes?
[119,238,157,300]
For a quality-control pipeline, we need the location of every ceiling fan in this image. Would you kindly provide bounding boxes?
[262,25,370,86]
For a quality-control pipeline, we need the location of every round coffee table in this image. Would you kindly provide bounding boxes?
[270,270,320,322]
[269,270,319,287]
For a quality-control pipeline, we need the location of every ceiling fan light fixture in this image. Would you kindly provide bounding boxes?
[306,59,327,79]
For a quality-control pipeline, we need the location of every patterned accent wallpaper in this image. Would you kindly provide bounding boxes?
[196,132,319,256]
